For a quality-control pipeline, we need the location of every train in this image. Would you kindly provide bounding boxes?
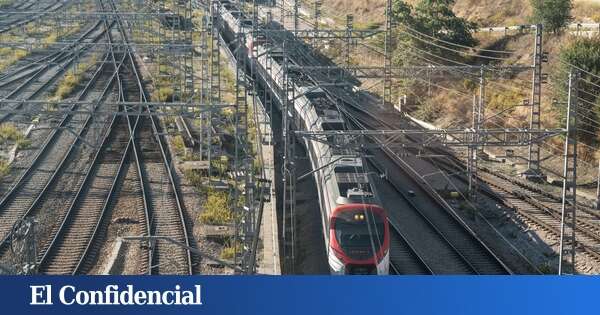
[217,1,390,275]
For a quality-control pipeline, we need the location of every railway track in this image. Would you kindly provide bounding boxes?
[405,141,600,272]
[0,0,194,275]
[367,153,509,274]
[0,49,116,261]
[0,20,108,109]
[0,20,111,199]
[387,219,433,275]
[5,0,194,275]
[0,0,68,34]
[475,169,600,266]
[252,22,512,274]
[35,41,128,274]
[117,10,192,276]
[349,95,600,272]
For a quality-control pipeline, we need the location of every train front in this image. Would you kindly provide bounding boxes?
[329,204,390,275]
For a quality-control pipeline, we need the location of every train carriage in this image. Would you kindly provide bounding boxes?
[218,0,389,274]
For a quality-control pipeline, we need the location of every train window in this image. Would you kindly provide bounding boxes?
[322,122,344,131]
[334,210,385,260]
[334,166,364,173]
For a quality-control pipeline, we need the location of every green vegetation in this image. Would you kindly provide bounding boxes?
[554,36,600,145]
[0,124,22,143]
[392,0,477,65]
[538,262,557,274]
[199,190,234,225]
[0,48,27,72]
[0,160,9,178]
[530,0,572,33]
[211,156,229,178]
[0,123,28,149]
[172,135,186,156]
[220,240,241,261]
[50,54,99,101]
[0,0,12,8]
[487,88,527,117]
[152,86,175,102]
[184,169,205,192]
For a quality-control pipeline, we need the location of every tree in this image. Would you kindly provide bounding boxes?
[554,37,600,145]
[530,0,572,33]
[391,0,477,65]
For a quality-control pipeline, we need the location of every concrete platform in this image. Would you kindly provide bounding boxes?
[256,98,281,275]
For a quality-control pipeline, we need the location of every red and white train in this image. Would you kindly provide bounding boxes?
[218,0,390,275]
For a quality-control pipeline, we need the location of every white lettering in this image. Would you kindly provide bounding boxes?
[30,285,52,305]
[59,285,76,305]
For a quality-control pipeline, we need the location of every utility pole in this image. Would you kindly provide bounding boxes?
[559,70,579,275]
[281,42,296,273]
[209,0,222,177]
[313,0,321,31]
[280,0,285,28]
[199,15,210,162]
[524,24,546,181]
[293,0,299,33]
[345,15,353,71]
[383,0,393,109]
[312,1,322,47]
[468,69,485,202]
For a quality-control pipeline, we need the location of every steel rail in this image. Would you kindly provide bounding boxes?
[0,19,107,85]
[386,216,434,275]
[267,27,511,274]
[348,108,514,274]
[0,23,112,210]
[72,16,151,274]
[36,48,129,273]
[0,50,116,258]
[107,0,192,275]
[0,0,67,34]
[0,21,113,123]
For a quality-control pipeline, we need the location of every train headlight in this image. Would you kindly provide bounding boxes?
[353,214,365,221]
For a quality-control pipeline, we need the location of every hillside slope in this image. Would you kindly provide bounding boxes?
[323,0,599,27]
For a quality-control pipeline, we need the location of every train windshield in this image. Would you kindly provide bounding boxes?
[334,209,385,260]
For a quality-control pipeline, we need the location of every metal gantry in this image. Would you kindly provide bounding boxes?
[281,41,297,273]
[383,0,393,110]
[524,24,546,180]
[0,0,264,274]
[559,70,579,275]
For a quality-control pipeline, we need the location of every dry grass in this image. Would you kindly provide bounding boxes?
[50,54,99,101]
[573,0,600,22]
[319,0,592,27]
[199,190,234,225]
[0,160,9,178]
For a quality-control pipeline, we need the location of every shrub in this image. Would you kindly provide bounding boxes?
[50,56,97,101]
[392,0,478,64]
[538,262,557,274]
[220,240,241,261]
[152,87,175,102]
[0,160,9,177]
[0,124,21,143]
[211,156,229,177]
[172,135,185,156]
[555,36,600,145]
[530,0,572,33]
[184,169,205,190]
[199,190,233,225]
[16,138,31,150]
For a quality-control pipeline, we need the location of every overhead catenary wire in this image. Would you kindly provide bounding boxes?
[399,27,513,61]
[401,23,515,55]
